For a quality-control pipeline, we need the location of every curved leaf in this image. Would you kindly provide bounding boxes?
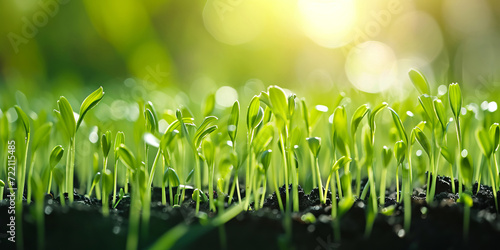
[410,121,426,145]
[203,93,216,117]
[440,145,455,165]
[368,102,388,131]
[408,69,430,95]
[489,123,500,152]
[361,125,373,164]
[268,85,288,121]
[77,86,104,130]
[145,108,158,134]
[202,139,215,167]
[102,130,112,158]
[195,125,218,148]
[49,145,64,170]
[418,94,436,124]
[306,137,321,158]
[433,99,447,130]
[333,106,348,141]
[414,127,430,157]
[328,156,352,177]
[388,107,408,145]
[228,101,240,144]
[192,189,208,202]
[288,94,296,119]
[195,116,218,142]
[259,149,273,173]
[145,101,159,128]
[186,169,194,183]
[350,104,369,138]
[14,105,31,136]
[56,96,76,138]
[394,140,407,165]
[476,128,492,157]
[33,122,52,151]
[449,83,462,119]
[381,146,392,168]
[251,123,274,154]
[164,168,180,187]
[114,131,125,160]
[117,144,137,171]
[247,95,264,131]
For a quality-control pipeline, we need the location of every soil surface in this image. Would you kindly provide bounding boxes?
[1,175,500,250]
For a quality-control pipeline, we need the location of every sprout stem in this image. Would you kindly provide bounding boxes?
[396,164,400,203]
[314,156,324,204]
[271,159,284,211]
[68,138,76,203]
[379,167,387,205]
[27,153,36,204]
[331,174,340,243]
[403,163,411,233]
[113,159,119,205]
[486,159,499,212]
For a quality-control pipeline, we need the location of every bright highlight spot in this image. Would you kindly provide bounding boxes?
[216,86,238,107]
[315,105,329,112]
[298,0,356,48]
[438,85,447,96]
[89,126,99,143]
[345,41,397,93]
[489,102,497,112]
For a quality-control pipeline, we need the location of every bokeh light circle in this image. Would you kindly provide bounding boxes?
[345,41,397,93]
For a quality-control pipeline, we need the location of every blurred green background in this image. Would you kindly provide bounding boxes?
[2,0,500,105]
[2,0,500,194]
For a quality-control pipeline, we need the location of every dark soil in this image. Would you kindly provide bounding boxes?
[1,175,500,250]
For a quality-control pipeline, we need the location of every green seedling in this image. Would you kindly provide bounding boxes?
[476,127,498,212]
[113,188,125,209]
[449,82,463,194]
[227,101,244,208]
[202,139,216,211]
[394,140,406,203]
[102,169,113,216]
[0,179,4,201]
[14,105,30,250]
[256,149,272,210]
[380,146,392,205]
[332,106,350,199]
[440,145,456,193]
[117,144,140,250]
[87,172,102,199]
[324,156,351,205]
[408,68,430,96]
[102,130,112,172]
[307,137,323,204]
[176,109,218,213]
[52,166,66,207]
[54,87,104,203]
[47,145,64,194]
[113,131,125,204]
[351,104,370,198]
[164,168,180,206]
[458,149,473,239]
[14,105,30,205]
[27,122,52,204]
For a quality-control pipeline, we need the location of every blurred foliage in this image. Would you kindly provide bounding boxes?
[1,0,500,110]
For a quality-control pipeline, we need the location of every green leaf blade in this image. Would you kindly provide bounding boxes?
[77,87,105,130]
